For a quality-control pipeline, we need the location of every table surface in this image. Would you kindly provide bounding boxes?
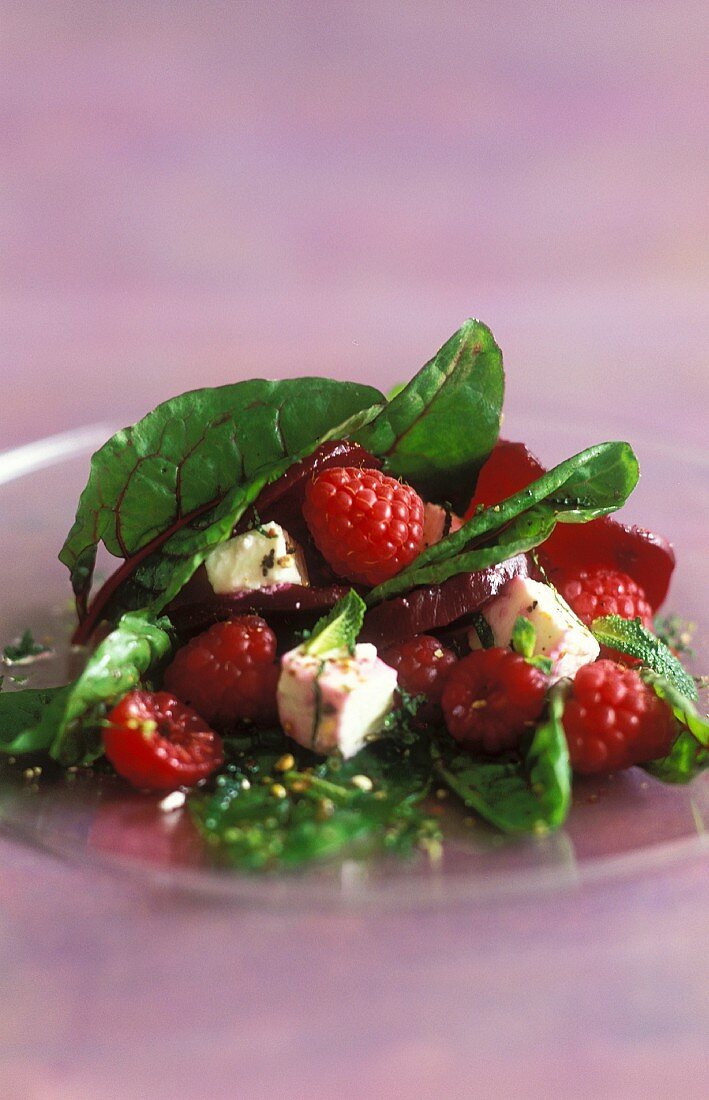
[1,3,708,1097]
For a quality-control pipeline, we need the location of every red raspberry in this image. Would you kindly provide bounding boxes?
[381,634,457,723]
[441,647,549,753]
[103,690,223,791]
[562,659,677,774]
[163,616,279,728]
[303,466,425,586]
[554,567,653,630]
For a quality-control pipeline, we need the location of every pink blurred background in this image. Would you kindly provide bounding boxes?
[2,1,707,452]
[1,6,708,1098]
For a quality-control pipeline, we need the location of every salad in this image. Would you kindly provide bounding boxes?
[0,319,706,872]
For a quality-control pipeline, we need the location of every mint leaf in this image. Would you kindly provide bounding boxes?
[303,590,366,658]
[354,319,504,511]
[60,378,383,618]
[431,685,571,834]
[511,616,536,659]
[591,615,697,700]
[3,630,51,664]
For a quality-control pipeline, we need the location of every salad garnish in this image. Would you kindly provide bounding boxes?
[0,318,706,872]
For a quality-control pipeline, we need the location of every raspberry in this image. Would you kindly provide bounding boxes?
[103,690,223,791]
[441,647,549,753]
[302,466,425,586]
[554,567,653,630]
[381,634,458,722]
[562,659,677,774]
[163,616,279,728]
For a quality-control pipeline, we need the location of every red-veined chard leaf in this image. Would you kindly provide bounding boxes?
[353,319,504,511]
[59,378,383,619]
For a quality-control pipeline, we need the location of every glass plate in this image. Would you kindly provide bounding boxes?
[0,420,706,908]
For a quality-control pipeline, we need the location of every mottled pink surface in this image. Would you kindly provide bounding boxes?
[1,2,708,1097]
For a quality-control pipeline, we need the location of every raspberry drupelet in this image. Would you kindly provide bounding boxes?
[163,615,279,729]
[562,659,677,774]
[381,634,458,722]
[554,567,653,630]
[441,647,549,754]
[302,466,425,587]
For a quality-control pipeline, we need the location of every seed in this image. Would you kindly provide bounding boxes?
[316,797,335,820]
[158,790,186,813]
[274,753,295,773]
[351,774,373,792]
[270,783,287,799]
[435,788,448,800]
[289,778,309,794]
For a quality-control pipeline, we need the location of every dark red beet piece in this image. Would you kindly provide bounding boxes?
[166,583,351,638]
[463,439,674,611]
[360,554,530,649]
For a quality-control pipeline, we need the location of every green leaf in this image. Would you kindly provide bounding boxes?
[432,685,571,834]
[591,616,698,700]
[3,629,51,664]
[354,319,504,510]
[643,729,708,784]
[0,686,68,755]
[49,610,175,766]
[640,671,708,746]
[511,616,536,659]
[59,378,383,614]
[366,441,638,605]
[303,589,366,658]
[190,728,440,871]
[0,612,175,765]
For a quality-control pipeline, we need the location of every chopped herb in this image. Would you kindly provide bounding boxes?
[3,630,52,665]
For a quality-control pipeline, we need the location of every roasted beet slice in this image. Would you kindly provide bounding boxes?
[463,439,674,611]
[166,583,351,639]
[360,554,530,649]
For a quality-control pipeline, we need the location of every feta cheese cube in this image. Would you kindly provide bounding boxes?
[205,522,308,594]
[277,643,398,758]
[469,576,600,682]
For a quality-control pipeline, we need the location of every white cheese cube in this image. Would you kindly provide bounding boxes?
[205,522,308,594]
[469,576,600,682]
[277,643,398,758]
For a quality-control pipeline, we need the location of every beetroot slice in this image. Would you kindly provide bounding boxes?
[360,554,530,649]
[167,583,351,638]
[463,439,675,611]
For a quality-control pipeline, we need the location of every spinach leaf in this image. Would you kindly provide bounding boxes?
[643,729,708,784]
[367,441,638,604]
[354,319,504,511]
[0,612,175,766]
[60,379,383,616]
[591,616,697,699]
[0,686,67,756]
[432,685,571,834]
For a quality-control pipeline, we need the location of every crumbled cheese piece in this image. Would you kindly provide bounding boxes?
[277,643,397,758]
[205,522,308,593]
[469,576,600,682]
